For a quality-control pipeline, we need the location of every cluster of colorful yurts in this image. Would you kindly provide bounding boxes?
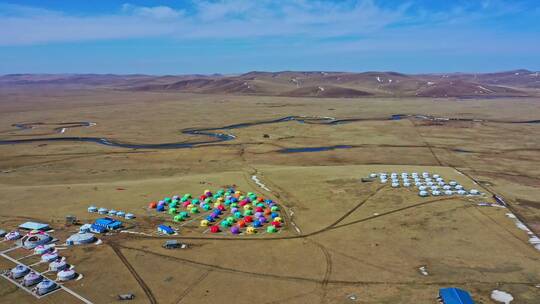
[148,187,283,235]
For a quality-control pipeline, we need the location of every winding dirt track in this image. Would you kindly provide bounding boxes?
[110,244,157,304]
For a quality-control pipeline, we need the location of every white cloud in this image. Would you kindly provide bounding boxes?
[121,4,184,19]
[0,1,410,45]
[0,1,535,46]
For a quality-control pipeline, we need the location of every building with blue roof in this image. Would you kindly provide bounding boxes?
[93,217,122,231]
[90,224,107,234]
[439,288,475,304]
[157,225,175,235]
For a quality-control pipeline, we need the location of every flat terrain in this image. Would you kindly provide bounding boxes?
[0,87,539,303]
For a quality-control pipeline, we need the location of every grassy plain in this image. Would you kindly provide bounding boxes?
[0,88,539,303]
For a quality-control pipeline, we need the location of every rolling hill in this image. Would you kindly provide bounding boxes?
[1,70,538,98]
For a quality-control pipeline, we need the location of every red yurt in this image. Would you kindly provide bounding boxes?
[148,202,157,209]
[244,216,253,223]
[210,226,220,233]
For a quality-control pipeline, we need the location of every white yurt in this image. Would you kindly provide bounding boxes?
[49,259,68,272]
[419,191,429,197]
[57,269,77,281]
[87,206,98,213]
[41,252,59,263]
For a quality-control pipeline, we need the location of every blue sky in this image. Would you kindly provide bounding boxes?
[1,0,539,74]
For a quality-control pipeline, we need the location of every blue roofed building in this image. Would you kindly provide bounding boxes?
[93,217,122,231]
[439,288,475,304]
[90,224,107,234]
[157,225,175,235]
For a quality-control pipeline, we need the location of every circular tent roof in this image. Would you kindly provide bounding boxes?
[67,233,95,245]
[34,244,54,255]
[57,269,76,281]
[23,272,43,286]
[49,260,68,271]
[23,233,52,249]
[37,280,57,295]
[88,206,98,212]
[11,265,29,278]
[41,252,59,262]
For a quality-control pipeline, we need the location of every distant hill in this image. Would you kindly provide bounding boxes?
[1,70,538,98]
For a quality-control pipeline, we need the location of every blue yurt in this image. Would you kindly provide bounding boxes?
[10,265,29,279]
[36,280,57,295]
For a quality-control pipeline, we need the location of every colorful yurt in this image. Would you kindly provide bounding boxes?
[200,220,209,227]
[246,227,256,234]
[230,226,240,234]
[267,226,278,233]
[148,202,157,209]
[271,220,281,227]
[210,226,220,233]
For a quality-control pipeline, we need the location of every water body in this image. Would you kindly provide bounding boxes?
[1,115,538,150]
[279,145,354,153]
